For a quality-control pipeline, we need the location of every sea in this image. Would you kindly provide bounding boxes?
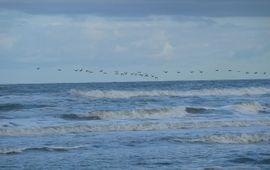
[0,79,270,170]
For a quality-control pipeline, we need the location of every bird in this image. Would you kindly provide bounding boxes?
[79,68,83,72]
[254,72,258,74]
[164,71,168,74]
[74,69,78,72]
[199,70,203,74]
[36,67,40,70]
[263,72,267,75]
[215,69,219,72]
[228,70,232,72]
[57,69,62,71]
[190,71,194,74]
[246,72,249,74]
[177,71,181,74]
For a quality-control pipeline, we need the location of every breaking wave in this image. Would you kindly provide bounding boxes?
[69,87,270,99]
[62,107,187,120]
[1,119,270,136]
[224,102,270,114]
[0,145,84,154]
[170,133,270,144]
[61,102,268,121]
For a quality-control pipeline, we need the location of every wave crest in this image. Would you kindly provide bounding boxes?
[225,102,270,114]
[62,107,187,120]
[69,87,270,99]
[172,133,270,144]
[0,145,83,154]
[1,119,270,136]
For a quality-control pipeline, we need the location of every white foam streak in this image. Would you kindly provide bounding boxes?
[69,87,270,99]
[172,133,270,144]
[0,145,83,154]
[1,119,270,136]
[77,107,187,120]
[224,102,269,114]
[204,134,270,144]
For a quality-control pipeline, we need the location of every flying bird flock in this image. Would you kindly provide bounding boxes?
[36,67,268,81]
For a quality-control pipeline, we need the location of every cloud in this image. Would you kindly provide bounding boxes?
[0,0,270,17]
[0,10,270,83]
[0,33,16,49]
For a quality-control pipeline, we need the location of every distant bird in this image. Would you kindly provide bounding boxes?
[74,69,78,72]
[254,72,258,74]
[263,72,267,75]
[199,70,203,74]
[190,71,194,74]
[177,71,181,74]
[228,70,232,72]
[164,71,168,74]
[79,68,83,72]
[99,70,103,72]
[246,72,249,74]
[215,69,219,72]
[57,69,62,71]
[36,67,40,70]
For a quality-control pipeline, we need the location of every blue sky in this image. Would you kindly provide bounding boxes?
[0,0,270,83]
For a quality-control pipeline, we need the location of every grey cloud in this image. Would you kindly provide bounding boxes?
[0,0,270,17]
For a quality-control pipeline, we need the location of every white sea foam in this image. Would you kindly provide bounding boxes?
[224,102,270,114]
[69,87,270,99]
[1,119,270,136]
[0,145,84,154]
[62,107,187,120]
[172,133,270,144]
[202,133,270,144]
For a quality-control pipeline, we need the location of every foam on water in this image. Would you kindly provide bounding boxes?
[62,107,187,120]
[170,133,270,144]
[69,87,270,99]
[224,102,270,114]
[1,119,270,136]
[0,145,84,154]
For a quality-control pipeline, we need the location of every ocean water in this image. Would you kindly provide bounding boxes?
[0,79,270,170]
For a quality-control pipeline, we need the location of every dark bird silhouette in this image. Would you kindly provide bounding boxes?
[36,67,40,70]
[57,69,62,71]
[228,70,232,72]
[246,72,249,74]
[164,71,168,74]
[263,72,267,75]
[215,69,219,72]
[99,70,103,72]
[199,70,203,73]
[79,68,83,72]
[74,69,78,72]
[177,71,181,74]
[254,72,258,74]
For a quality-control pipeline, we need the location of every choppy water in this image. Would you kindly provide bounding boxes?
[0,80,270,169]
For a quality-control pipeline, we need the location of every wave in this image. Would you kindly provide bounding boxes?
[168,133,270,144]
[61,102,268,121]
[69,87,270,99]
[1,119,270,136]
[224,102,270,114]
[0,145,84,154]
[62,107,187,120]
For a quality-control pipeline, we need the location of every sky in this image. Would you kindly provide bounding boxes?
[0,0,270,84]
